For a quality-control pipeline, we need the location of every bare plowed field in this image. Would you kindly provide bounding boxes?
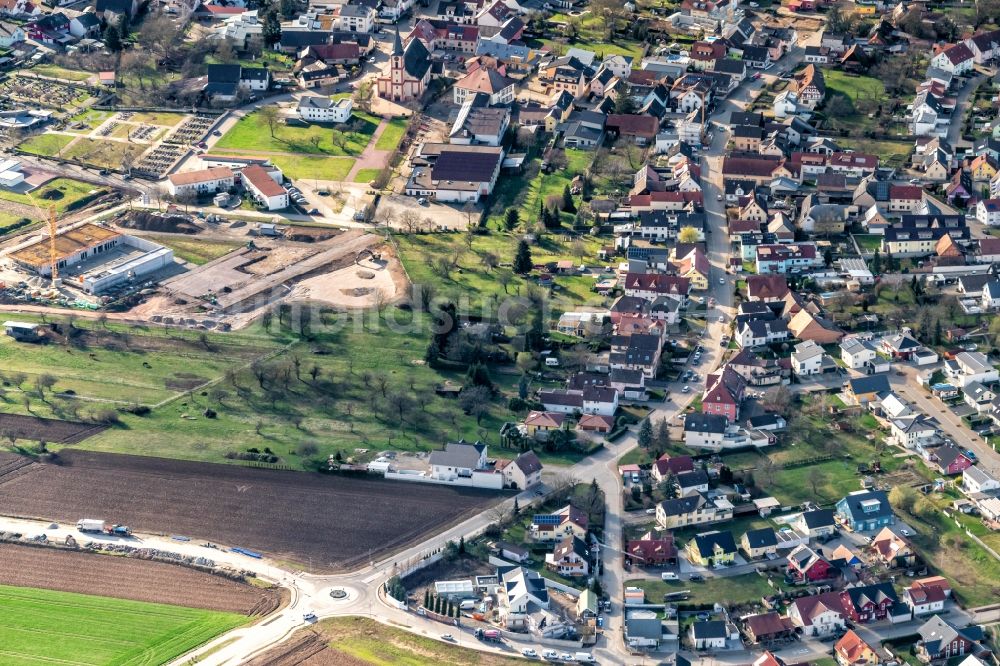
[0,413,106,444]
[0,451,499,571]
[0,543,281,615]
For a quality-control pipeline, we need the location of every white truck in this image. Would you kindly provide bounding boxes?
[76,519,106,533]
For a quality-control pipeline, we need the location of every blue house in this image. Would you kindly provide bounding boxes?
[835,490,894,532]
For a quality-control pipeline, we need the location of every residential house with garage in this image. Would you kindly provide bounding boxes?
[788,592,848,637]
[686,530,738,568]
[545,535,590,576]
[889,412,939,449]
[840,582,899,623]
[947,351,999,387]
[904,577,951,617]
[963,466,1000,495]
[915,616,987,663]
[983,281,1000,311]
[964,382,996,414]
[840,337,878,370]
[741,527,778,560]
[737,318,789,348]
[656,492,733,529]
[791,340,824,376]
[683,413,728,450]
[836,490,894,532]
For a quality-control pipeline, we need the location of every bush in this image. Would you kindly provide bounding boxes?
[297,443,318,456]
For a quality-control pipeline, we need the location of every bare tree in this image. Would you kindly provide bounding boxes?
[480,250,499,272]
[459,385,492,424]
[258,105,281,140]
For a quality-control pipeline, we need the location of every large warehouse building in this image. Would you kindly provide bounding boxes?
[7,222,173,294]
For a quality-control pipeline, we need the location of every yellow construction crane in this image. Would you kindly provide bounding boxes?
[25,190,58,289]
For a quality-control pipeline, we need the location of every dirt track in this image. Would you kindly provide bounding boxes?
[0,542,283,615]
[0,450,501,572]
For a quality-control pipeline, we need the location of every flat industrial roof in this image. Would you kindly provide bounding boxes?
[10,222,120,268]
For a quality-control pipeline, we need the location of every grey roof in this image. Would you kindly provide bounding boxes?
[684,413,727,435]
[402,36,431,79]
[849,374,891,395]
[917,615,982,655]
[429,442,483,469]
[744,527,778,549]
[659,493,708,517]
[207,63,241,83]
[676,469,709,489]
[431,148,503,181]
[956,351,993,374]
[692,620,728,639]
[799,508,835,529]
[298,95,335,110]
[837,490,893,522]
[985,280,1000,300]
[73,12,101,27]
[691,530,736,558]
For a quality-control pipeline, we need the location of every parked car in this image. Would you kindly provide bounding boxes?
[689,573,704,581]
[440,634,455,642]
[543,650,559,660]
[522,648,538,658]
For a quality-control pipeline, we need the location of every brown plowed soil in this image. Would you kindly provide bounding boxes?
[246,632,363,666]
[0,543,282,615]
[0,450,500,572]
[0,413,106,444]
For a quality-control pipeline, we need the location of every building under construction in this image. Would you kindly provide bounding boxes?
[7,222,173,294]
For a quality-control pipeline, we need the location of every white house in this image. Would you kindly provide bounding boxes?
[963,466,1000,495]
[691,621,728,650]
[736,319,788,348]
[977,199,1000,226]
[840,337,877,370]
[297,96,353,123]
[791,340,824,376]
[683,413,728,449]
[788,592,847,637]
[337,3,375,32]
[497,566,549,630]
[67,13,99,39]
[948,351,999,387]
[930,42,975,75]
[498,450,543,490]
[539,387,618,417]
[429,441,487,480]
[889,413,938,448]
[167,166,235,197]
[241,164,288,211]
[984,281,1000,311]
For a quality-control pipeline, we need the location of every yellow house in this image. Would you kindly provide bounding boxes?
[524,410,565,437]
[741,527,778,560]
[971,154,999,182]
[853,4,877,15]
[685,530,738,567]
[531,504,588,543]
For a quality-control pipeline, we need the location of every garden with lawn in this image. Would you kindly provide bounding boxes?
[374,118,408,151]
[60,137,147,170]
[267,154,355,181]
[141,234,243,265]
[0,178,106,215]
[214,111,379,157]
[628,573,777,608]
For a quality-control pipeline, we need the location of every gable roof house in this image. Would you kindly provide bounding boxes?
[788,591,848,636]
[835,630,881,666]
[840,582,899,623]
[545,535,590,576]
[915,615,987,663]
[787,544,835,583]
[627,531,677,567]
[868,526,916,568]
[836,490,894,532]
[685,530,738,567]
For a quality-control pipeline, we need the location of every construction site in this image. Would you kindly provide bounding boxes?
[0,207,406,329]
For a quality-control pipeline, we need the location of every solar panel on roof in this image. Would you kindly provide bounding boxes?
[533,514,561,525]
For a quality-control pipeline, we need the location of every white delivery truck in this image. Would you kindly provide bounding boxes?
[459,599,476,611]
[575,653,597,663]
[76,518,107,533]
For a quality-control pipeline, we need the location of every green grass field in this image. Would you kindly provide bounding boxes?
[628,573,777,607]
[0,309,579,468]
[822,70,886,131]
[29,64,93,81]
[0,584,244,666]
[215,111,377,157]
[396,229,608,312]
[374,118,407,151]
[353,167,382,183]
[0,178,105,215]
[128,111,186,127]
[18,133,74,157]
[268,154,355,181]
[141,234,243,265]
